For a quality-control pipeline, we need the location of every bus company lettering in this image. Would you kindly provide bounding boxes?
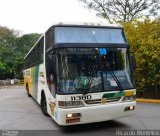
[71,95,92,101]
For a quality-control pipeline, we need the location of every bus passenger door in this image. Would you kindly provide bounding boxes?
[46,53,57,98]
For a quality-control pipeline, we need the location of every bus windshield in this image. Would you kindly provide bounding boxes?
[56,48,133,94]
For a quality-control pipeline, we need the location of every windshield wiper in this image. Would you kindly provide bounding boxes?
[108,70,123,91]
[83,65,98,94]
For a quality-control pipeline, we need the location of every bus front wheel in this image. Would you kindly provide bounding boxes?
[41,93,50,117]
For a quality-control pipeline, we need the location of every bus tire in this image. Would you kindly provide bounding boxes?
[26,84,31,97]
[41,93,50,117]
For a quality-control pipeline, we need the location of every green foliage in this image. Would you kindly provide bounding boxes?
[15,33,41,78]
[123,18,160,92]
[0,26,41,79]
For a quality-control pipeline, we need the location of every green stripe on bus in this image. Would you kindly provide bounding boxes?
[32,65,39,100]
[114,91,124,97]
[103,91,124,98]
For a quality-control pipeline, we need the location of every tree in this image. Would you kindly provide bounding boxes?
[15,33,41,78]
[79,0,160,23]
[0,26,18,79]
[123,18,160,96]
[0,25,41,79]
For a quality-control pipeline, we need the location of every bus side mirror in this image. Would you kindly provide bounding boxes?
[130,52,136,70]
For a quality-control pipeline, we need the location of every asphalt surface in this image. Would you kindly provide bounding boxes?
[0,86,160,136]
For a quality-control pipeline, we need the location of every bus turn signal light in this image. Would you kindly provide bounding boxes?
[66,118,80,124]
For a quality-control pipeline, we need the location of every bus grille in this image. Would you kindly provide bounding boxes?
[84,97,121,105]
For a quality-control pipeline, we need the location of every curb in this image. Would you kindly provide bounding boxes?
[136,99,160,104]
[0,85,21,90]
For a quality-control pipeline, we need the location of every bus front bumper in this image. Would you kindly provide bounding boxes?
[56,101,136,126]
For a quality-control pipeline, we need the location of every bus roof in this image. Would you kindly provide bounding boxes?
[46,22,122,32]
[24,23,123,60]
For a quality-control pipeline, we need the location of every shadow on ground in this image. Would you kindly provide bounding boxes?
[59,120,128,135]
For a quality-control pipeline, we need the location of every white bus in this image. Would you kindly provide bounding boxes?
[23,23,136,126]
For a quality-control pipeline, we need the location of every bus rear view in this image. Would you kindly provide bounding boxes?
[24,23,136,126]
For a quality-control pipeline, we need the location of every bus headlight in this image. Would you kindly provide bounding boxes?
[124,106,135,111]
[66,113,81,118]
[66,113,81,123]
[122,95,136,101]
[66,113,73,118]
[58,101,84,108]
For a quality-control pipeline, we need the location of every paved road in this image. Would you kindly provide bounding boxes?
[0,86,160,136]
